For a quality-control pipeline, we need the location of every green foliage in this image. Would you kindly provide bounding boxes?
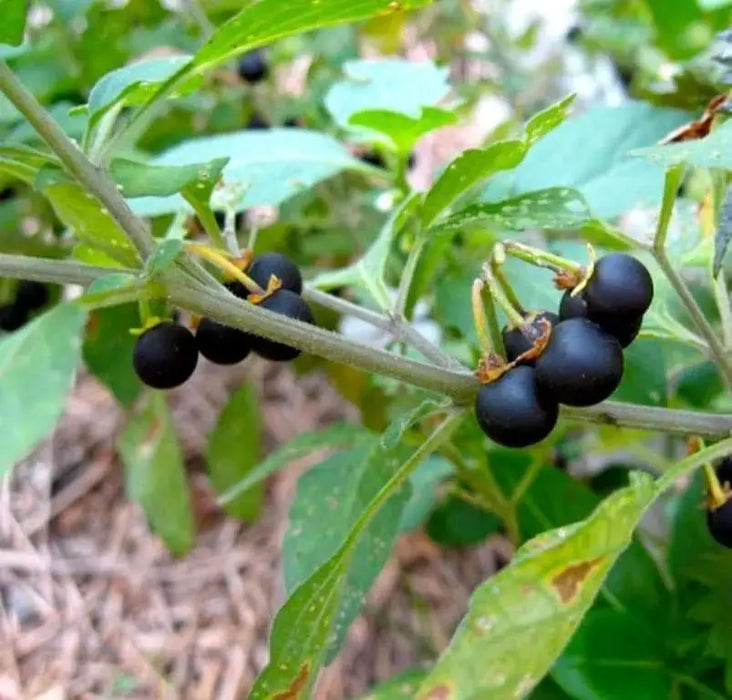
[0,0,29,47]
[118,392,195,557]
[0,303,86,475]
[206,382,263,522]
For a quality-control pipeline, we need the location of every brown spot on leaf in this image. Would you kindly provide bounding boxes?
[475,353,509,384]
[420,684,452,700]
[551,558,602,604]
[272,663,310,700]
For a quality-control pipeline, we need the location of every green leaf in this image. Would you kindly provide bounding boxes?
[251,404,457,698]
[206,383,263,522]
[82,304,141,407]
[111,156,229,198]
[421,95,575,229]
[144,239,184,277]
[611,339,668,407]
[0,0,29,46]
[400,455,454,532]
[485,102,689,220]
[118,393,195,557]
[326,58,451,129]
[43,183,141,268]
[416,472,656,700]
[127,129,364,217]
[359,669,430,699]
[553,610,673,700]
[0,145,57,184]
[0,303,86,476]
[86,56,196,129]
[714,185,732,278]
[216,422,373,507]
[193,1,434,73]
[432,188,593,235]
[426,494,502,548]
[634,119,732,170]
[312,193,420,309]
[350,106,458,153]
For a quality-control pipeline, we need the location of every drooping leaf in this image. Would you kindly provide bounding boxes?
[416,472,656,700]
[485,102,689,220]
[251,405,458,699]
[216,422,374,507]
[421,95,575,228]
[193,1,433,73]
[0,0,29,46]
[432,188,593,235]
[0,303,86,476]
[326,58,452,130]
[118,392,195,557]
[714,185,732,277]
[82,303,141,407]
[127,129,364,217]
[111,156,229,199]
[86,56,196,129]
[42,182,141,268]
[206,382,263,522]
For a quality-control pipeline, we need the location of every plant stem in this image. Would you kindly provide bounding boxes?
[482,266,524,327]
[183,194,228,251]
[491,256,525,315]
[502,240,582,275]
[0,62,155,260]
[1,252,732,439]
[181,0,214,37]
[471,279,494,356]
[481,281,505,358]
[713,269,732,348]
[656,437,732,492]
[185,242,263,294]
[702,461,726,508]
[394,235,425,317]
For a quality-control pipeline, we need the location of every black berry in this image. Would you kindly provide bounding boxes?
[502,310,559,364]
[707,498,732,548]
[248,252,303,295]
[717,457,732,488]
[15,280,49,311]
[559,289,642,348]
[196,318,252,365]
[360,151,386,168]
[0,303,27,331]
[246,289,314,361]
[238,50,268,83]
[475,366,558,448]
[133,322,198,389]
[535,317,624,407]
[584,253,654,319]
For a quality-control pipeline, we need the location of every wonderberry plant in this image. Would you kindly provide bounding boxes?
[2,1,732,698]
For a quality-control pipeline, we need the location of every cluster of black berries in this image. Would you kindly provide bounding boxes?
[0,281,49,332]
[475,253,654,448]
[707,457,732,548]
[132,253,314,390]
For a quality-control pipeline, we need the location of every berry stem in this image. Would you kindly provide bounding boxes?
[502,240,582,275]
[656,437,732,493]
[183,194,228,251]
[652,167,732,386]
[394,235,426,318]
[703,461,727,510]
[482,266,524,328]
[471,279,497,357]
[185,242,264,295]
[2,252,732,439]
[489,253,525,315]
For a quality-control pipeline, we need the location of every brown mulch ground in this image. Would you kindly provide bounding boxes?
[0,358,506,699]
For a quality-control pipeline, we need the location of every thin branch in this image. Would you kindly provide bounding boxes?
[0,62,154,259]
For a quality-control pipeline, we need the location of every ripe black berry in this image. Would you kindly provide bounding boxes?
[502,310,559,364]
[0,303,27,331]
[196,318,252,365]
[360,151,386,168]
[15,280,49,311]
[238,50,268,83]
[248,252,303,295]
[475,366,558,448]
[133,322,198,389]
[535,317,624,407]
[707,498,732,548]
[584,253,653,319]
[559,289,642,348]
[246,289,314,361]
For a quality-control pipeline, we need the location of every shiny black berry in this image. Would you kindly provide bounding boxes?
[502,310,559,364]
[238,50,268,83]
[133,322,198,389]
[248,252,303,295]
[584,253,654,319]
[196,318,252,365]
[707,498,732,548]
[535,318,624,407]
[246,289,314,361]
[559,289,642,348]
[15,280,49,311]
[475,366,559,448]
[0,303,27,331]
